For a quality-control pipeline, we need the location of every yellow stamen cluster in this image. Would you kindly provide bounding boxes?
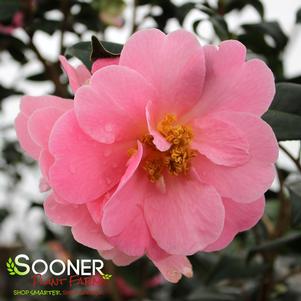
[141,114,197,182]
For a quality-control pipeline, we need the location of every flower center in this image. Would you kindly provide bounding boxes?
[138,114,197,182]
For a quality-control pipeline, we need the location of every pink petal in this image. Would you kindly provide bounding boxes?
[20,95,73,116]
[205,196,265,251]
[152,255,192,283]
[39,177,51,192]
[59,55,91,93]
[44,193,86,226]
[194,40,274,117]
[120,29,205,116]
[144,174,225,255]
[28,107,65,149]
[39,150,54,182]
[71,214,112,251]
[145,102,171,151]
[102,142,144,236]
[75,65,156,144]
[194,112,278,203]
[49,110,130,204]
[192,115,250,167]
[92,57,120,73]
[15,113,40,159]
[147,240,193,283]
[99,249,139,266]
[108,211,150,256]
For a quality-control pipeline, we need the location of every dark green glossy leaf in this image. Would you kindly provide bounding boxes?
[263,83,301,141]
[220,0,264,18]
[263,110,301,141]
[270,83,301,115]
[210,16,231,40]
[27,72,48,82]
[91,36,123,61]
[241,22,288,52]
[66,38,123,69]
[176,2,195,25]
[65,41,92,69]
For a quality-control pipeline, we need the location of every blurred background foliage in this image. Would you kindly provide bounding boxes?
[1,0,301,300]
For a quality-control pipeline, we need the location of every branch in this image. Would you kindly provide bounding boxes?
[59,0,69,55]
[27,34,68,98]
[131,0,138,35]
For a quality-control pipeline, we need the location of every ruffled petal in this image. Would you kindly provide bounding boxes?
[59,55,91,93]
[15,113,41,159]
[205,196,265,251]
[20,95,73,116]
[91,57,119,73]
[99,249,139,266]
[144,173,225,255]
[147,240,193,283]
[120,29,205,116]
[102,142,144,236]
[75,65,156,144]
[49,110,130,204]
[44,193,86,226]
[28,107,65,149]
[194,112,278,203]
[193,40,274,117]
[192,115,250,167]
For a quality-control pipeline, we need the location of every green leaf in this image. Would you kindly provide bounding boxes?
[296,8,301,23]
[8,257,12,263]
[6,262,10,268]
[263,83,301,141]
[0,0,20,22]
[241,21,288,52]
[210,16,231,40]
[221,0,264,19]
[65,38,123,69]
[9,272,15,275]
[91,36,123,61]
[270,83,301,115]
[65,41,92,69]
[27,72,48,82]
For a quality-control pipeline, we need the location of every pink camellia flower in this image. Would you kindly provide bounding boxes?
[15,29,278,283]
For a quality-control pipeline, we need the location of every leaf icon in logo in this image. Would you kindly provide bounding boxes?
[6,257,22,276]
[6,257,16,275]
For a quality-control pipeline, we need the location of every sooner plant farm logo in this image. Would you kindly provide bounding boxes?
[5,254,113,297]
[6,254,112,279]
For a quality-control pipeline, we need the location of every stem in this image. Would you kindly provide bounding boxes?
[273,166,291,238]
[131,0,138,35]
[59,0,69,55]
[27,35,68,97]
[279,144,301,172]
